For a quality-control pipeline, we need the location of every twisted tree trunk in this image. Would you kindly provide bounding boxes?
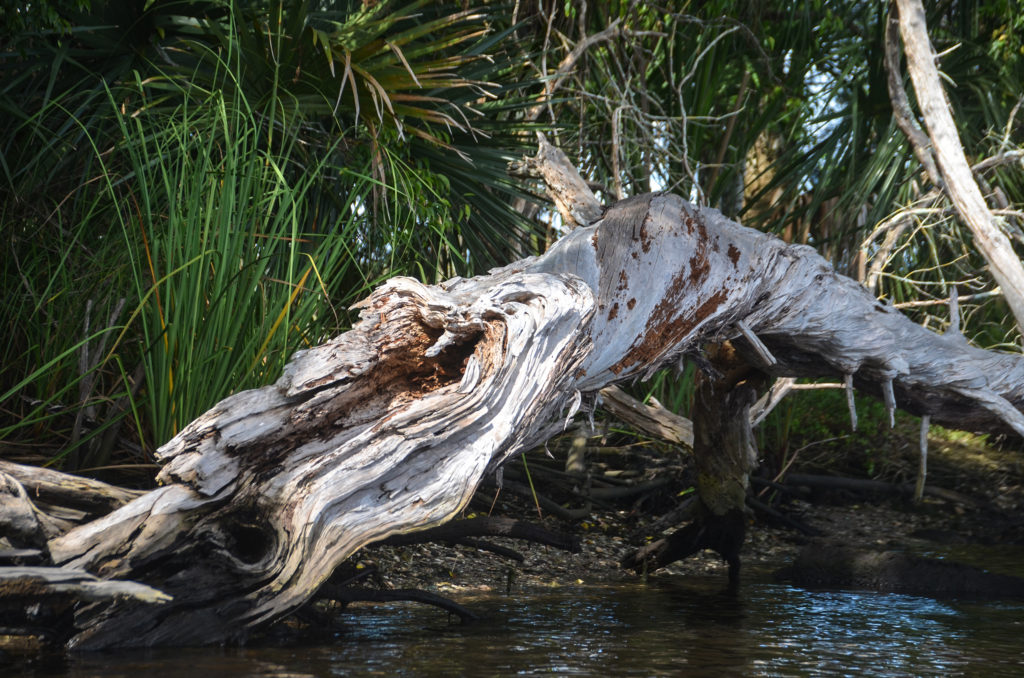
[5,141,1024,649]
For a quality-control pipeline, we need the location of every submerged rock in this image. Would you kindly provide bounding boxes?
[776,544,1024,598]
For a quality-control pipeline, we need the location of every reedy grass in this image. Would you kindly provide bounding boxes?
[103,82,377,448]
[1,2,543,471]
[2,79,379,463]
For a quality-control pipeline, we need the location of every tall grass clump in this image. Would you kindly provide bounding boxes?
[2,81,375,467]
[106,84,374,448]
[1,1,542,473]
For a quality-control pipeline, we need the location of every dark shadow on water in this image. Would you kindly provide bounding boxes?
[11,572,1024,677]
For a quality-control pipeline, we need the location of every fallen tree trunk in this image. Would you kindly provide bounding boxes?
[6,142,1024,649]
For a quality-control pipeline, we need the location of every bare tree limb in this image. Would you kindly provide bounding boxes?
[525,19,623,123]
[893,0,1024,331]
[883,9,943,190]
[509,132,604,228]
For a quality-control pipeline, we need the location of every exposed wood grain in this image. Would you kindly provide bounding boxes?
[0,460,143,517]
[599,385,693,448]
[47,273,595,648]
[5,138,1024,649]
[508,133,604,228]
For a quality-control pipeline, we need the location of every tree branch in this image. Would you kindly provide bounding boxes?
[893,0,1024,331]
[883,7,943,190]
[508,132,603,229]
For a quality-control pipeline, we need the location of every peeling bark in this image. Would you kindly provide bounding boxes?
[5,141,1024,648]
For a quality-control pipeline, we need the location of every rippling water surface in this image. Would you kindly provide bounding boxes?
[21,569,1024,677]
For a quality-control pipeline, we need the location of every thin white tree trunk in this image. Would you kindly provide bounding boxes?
[895,0,1024,331]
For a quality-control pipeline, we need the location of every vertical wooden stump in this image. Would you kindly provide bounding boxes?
[690,343,765,582]
[624,343,765,584]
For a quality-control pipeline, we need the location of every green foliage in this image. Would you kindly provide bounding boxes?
[758,386,907,479]
[0,0,541,467]
[0,0,91,38]
[631,362,697,420]
[108,85,371,444]
[2,78,370,460]
[4,0,1023,473]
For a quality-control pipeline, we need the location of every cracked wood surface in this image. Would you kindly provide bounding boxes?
[8,149,1024,649]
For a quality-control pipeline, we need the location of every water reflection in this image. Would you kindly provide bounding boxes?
[20,575,1024,677]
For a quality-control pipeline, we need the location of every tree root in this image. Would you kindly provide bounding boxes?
[316,585,480,623]
[380,515,580,554]
[621,507,747,585]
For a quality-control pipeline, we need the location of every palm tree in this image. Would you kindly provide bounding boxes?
[517,1,1023,343]
[0,0,545,466]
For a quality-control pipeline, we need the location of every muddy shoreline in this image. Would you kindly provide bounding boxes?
[361,485,1024,599]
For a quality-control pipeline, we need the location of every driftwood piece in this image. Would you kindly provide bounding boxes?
[0,566,171,605]
[1,473,57,549]
[0,460,142,519]
[380,516,580,553]
[44,273,594,649]
[316,585,479,622]
[0,566,171,648]
[784,473,983,507]
[6,140,1024,648]
[0,548,45,565]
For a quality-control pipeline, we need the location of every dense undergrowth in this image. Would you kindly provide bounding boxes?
[2,0,1023,490]
[1,1,542,474]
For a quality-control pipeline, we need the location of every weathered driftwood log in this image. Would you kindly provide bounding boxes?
[43,272,594,649]
[0,461,143,554]
[7,143,1024,649]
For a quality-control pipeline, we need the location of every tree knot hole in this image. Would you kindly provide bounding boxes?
[227,518,276,565]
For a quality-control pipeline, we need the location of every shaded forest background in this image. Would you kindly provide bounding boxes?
[3,0,1024,485]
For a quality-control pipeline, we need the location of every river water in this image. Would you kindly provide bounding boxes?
[19,568,1024,677]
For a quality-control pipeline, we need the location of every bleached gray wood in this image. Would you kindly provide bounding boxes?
[947,286,961,336]
[0,460,143,518]
[10,141,1024,649]
[1,473,54,548]
[751,378,795,427]
[0,566,171,604]
[845,373,858,431]
[915,415,930,503]
[508,132,604,229]
[599,384,694,448]
[47,273,596,648]
[737,320,777,367]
